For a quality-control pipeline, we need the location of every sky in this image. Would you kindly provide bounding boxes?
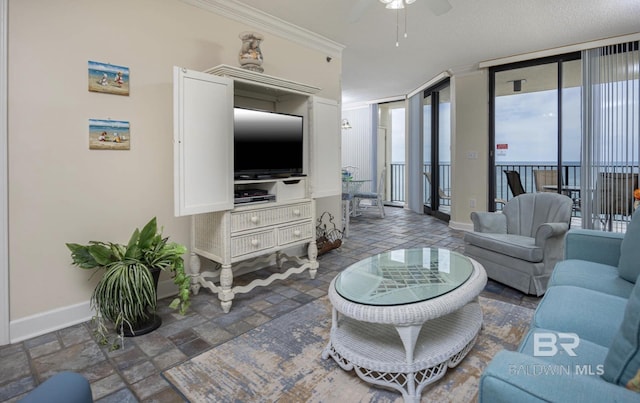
[391,89,580,164]
[391,82,638,165]
[495,87,581,163]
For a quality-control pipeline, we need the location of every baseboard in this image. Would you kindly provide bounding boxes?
[9,278,178,344]
[10,300,93,344]
[9,248,306,344]
[449,220,473,232]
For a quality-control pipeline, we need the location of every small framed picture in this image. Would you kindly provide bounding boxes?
[88,61,129,96]
[89,119,130,150]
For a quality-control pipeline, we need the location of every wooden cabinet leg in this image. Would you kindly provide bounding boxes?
[276,251,284,270]
[188,252,201,295]
[308,240,318,279]
[219,264,234,313]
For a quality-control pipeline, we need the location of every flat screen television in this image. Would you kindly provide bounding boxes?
[233,107,304,178]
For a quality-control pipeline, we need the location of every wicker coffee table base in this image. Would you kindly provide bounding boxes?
[322,302,483,403]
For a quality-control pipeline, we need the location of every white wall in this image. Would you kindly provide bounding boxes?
[342,106,372,186]
[448,70,489,230]
[344,70,490,230]
[7,0,341,342]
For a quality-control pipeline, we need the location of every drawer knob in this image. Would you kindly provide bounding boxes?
[293,209,300,216]
[250,216,259,224]
[251,239,259,247]
[293,230,301,237]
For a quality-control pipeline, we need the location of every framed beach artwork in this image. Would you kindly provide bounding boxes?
[88,61,130,96]
[89,119,130,150]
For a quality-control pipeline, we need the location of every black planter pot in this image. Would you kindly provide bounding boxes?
[121,267,162,337]
[122,314,162,337]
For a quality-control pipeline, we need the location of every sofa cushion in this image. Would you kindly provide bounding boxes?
[479,350,640,403]
[463,232,542,262]
[519,327,609,368]
[550,259,634,299]
[618,210,640,283]
[533,285,627,347]
[602,277,640,387]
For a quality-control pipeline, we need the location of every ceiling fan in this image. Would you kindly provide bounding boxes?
[348,0,453,23]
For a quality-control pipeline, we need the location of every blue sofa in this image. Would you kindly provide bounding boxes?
[479,214,640,402]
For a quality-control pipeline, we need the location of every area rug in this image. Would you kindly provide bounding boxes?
[163,296,534,402]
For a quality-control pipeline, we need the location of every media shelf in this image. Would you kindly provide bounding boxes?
[234,177,307,206]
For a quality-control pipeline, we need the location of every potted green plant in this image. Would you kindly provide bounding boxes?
[66,217,190,349]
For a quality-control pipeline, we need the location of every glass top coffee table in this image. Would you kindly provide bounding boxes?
[322,248,487,403]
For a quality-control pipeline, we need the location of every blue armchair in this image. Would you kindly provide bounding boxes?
[20,372,92,403]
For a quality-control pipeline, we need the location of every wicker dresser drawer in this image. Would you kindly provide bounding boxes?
[278,221,314,246]
[230,230,276,258]
[231,202,312,232]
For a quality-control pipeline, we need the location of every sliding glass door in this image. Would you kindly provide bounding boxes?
[490,54,582,215]
[423,79,451,222]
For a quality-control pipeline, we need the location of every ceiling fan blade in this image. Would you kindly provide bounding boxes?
[426,0,452,16]
[348,0,376,23]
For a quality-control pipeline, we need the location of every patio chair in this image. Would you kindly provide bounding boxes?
[533,169,559,193]
[534,169,581,215]
[424,171,451,203]
[353,168,385,218]
[504,170,526,198]
[596,172,638,231]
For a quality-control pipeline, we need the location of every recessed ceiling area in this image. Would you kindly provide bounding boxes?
[235,0,640,105]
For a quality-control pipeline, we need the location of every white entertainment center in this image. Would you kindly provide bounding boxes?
[173,65,341,312]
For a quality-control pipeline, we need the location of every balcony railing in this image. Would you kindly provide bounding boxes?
[389,163,582,205]
[496,163,580,202]
[388,162,638,232]
[389,163,451,205]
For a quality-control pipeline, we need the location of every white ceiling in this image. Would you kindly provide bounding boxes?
[236,0,640,105]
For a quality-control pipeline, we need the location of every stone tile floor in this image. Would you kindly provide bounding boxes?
[0,206,541,402]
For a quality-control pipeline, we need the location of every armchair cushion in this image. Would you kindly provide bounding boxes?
[603,278,640,387]
[470,211,507,233]
[352,191,377,198]
[618,210,640,283]
[464,232,542,262]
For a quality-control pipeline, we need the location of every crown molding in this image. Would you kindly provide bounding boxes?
[449,63,481,77]
[205,64,321,94]
[479,31,640,69]
[407,71,451,99]
[181,0,345,58]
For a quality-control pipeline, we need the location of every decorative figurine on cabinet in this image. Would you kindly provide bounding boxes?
[239,32,264,73]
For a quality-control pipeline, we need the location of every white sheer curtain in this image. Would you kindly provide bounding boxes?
[581,42,640,231]
[407,91,423,213]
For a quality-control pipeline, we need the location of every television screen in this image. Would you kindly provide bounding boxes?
[233,108,304,177]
